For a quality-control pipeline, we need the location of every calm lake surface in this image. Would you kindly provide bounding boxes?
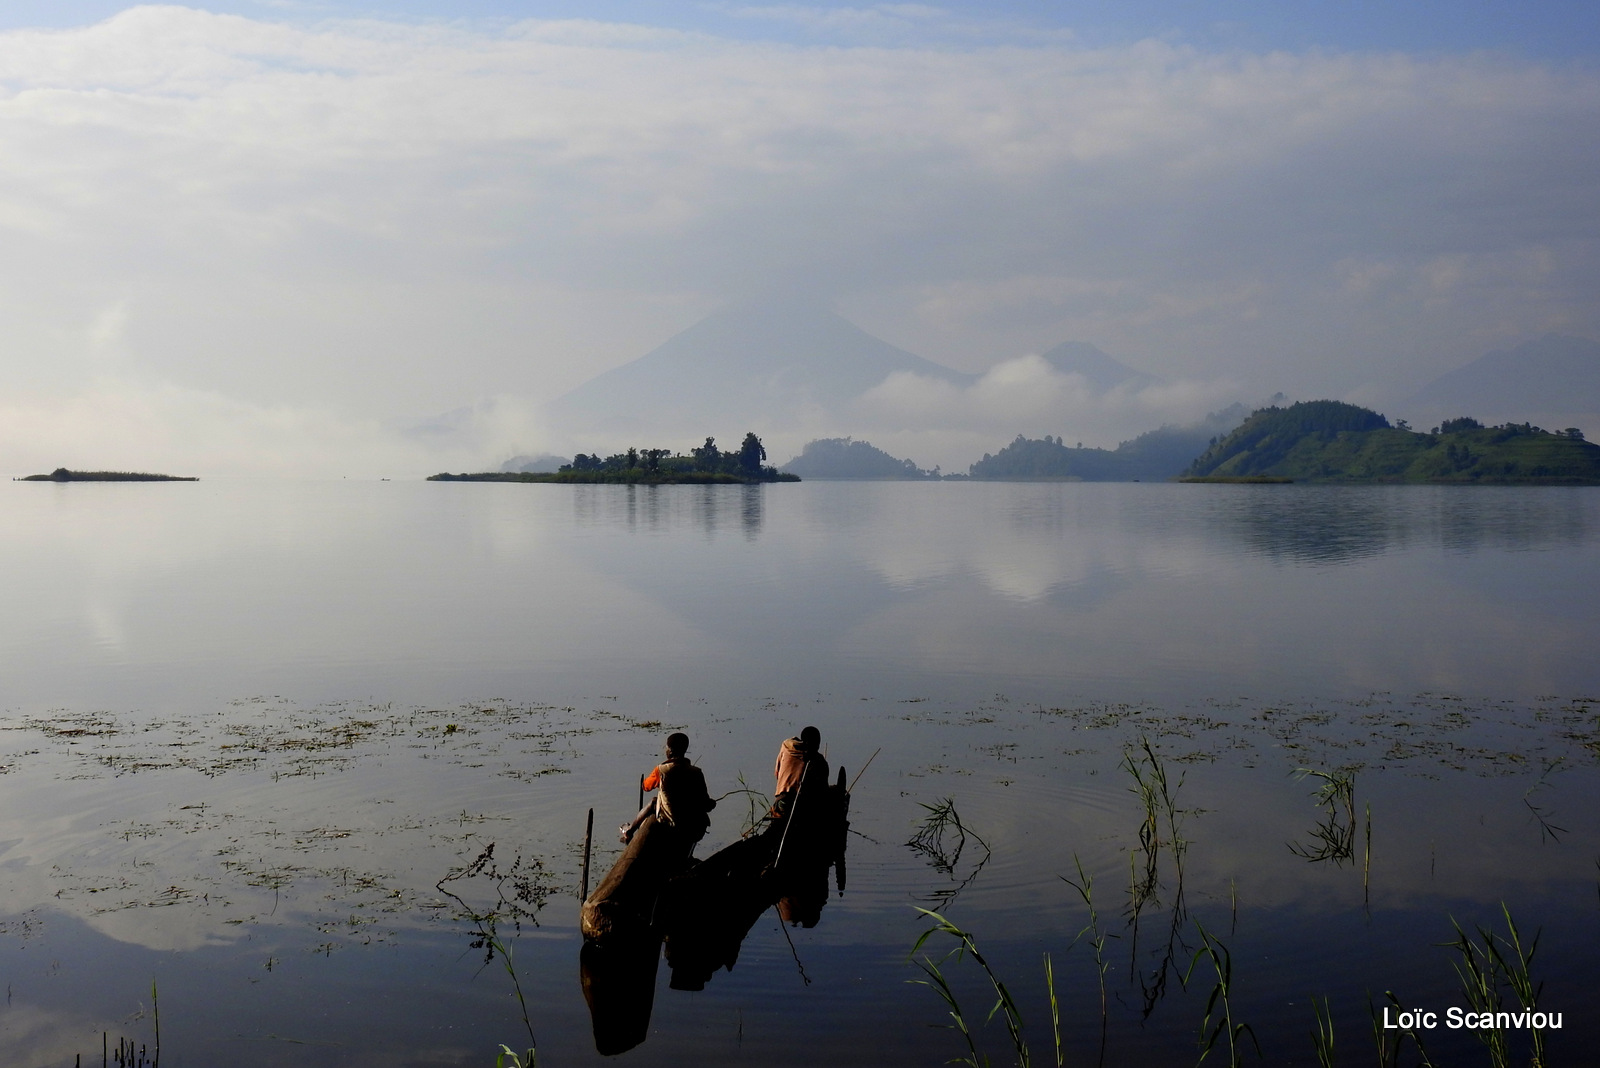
[2,480,1598,1067]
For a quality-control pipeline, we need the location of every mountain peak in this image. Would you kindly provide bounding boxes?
[1405,335,1600,424]
[1037,341,1157,392]
[550,302,972,437]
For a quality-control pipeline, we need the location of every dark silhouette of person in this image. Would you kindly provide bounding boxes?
[770,725,829,822]
[620,732,714,845]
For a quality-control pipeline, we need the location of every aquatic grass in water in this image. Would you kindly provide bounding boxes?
[1443,903,1548,1068]
[1121,738,1187,914]
[8,676,1599,1064]
[435,843,547,1065]
[908,797,993,908]
[1522,759,1569,844]
[729,772,773,836]
[1184,922,1259,1067]
[1369,992,1435,1068]
[909,907,1032,1068]
[1309,995,1334,1068]
[1288,768,1358,865]
[1119,738,1193,1021]
[1061,854,1111,1066]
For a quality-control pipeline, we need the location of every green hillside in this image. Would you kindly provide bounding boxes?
[781,437,937,479]
[1184,403,1600,483]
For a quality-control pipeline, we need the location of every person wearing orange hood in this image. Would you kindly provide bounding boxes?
[770,725,829,822]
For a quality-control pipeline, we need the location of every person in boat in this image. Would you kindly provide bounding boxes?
[619,732,715,846]
[769,725,829,824]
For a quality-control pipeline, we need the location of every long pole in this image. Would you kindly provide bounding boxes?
[580,807,594,901]
[770,754,809,873]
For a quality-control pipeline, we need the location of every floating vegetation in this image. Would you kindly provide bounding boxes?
[436,843,553,1065]
[5,683,1597,1064]
[1,697,593,966]
[1521,759,1569,843]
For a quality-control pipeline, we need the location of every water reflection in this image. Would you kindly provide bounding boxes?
[580,774,849,1056]
[1218,486,1592,564]
[571,483,766,541]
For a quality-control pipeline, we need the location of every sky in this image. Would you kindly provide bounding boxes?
[1,2,1597,475]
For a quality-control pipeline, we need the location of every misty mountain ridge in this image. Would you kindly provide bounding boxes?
[550,301,975,437]
[1038,340,1158,392]
[1405,334,1600,427]
[500,453,568,474]
[545,301,1174,445]
[777,405,1247,481]
[967,404,1248,480]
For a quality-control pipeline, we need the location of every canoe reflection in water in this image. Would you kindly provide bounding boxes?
[579,766,851,1056]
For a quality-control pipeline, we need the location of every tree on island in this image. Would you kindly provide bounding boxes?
[691,437,721,468]
[454,431,796,483]
[738,432,766,476]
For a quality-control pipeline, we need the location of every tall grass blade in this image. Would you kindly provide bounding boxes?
[1183,920,1259,1067]
[1309,996,1333,1068]
[910,907,1030,1068]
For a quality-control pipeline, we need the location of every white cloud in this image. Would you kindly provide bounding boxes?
[0,6,1596,472]
[854,355,1239,445]
[0,379,543,477]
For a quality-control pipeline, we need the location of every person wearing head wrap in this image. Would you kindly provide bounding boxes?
[769,725,829,822]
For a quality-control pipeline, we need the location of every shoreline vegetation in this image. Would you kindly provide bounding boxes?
[1185,402,1600,484]
[18,467,198,482]
[431,432,800,485]
[777,401,1598,484]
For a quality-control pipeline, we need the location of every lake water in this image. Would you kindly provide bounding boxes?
[1,480,1597,1067]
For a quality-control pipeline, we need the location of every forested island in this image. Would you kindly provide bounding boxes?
[431,433,799,484]
[19,468,198,482]
[780,437,940,479]
[967,406,1248,481]
[1183,401,1600,483]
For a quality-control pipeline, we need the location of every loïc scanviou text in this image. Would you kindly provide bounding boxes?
[1383,1008,1562,1030]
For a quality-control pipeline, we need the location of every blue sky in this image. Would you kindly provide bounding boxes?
[6,1,1600,57]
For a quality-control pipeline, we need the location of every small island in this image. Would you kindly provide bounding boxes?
[20,468,198,482]
[780,437,940,479]
[1182,401,1600,484]
[430,432,800,484]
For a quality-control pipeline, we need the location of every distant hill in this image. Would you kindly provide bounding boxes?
[1038,341,1158,391]
[1406,335,1600,428]
[780,438,937,479]
[551,301,975,436]
[499,453,569,474]
[1185,401,1600,483]
[968,405,1247,481]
